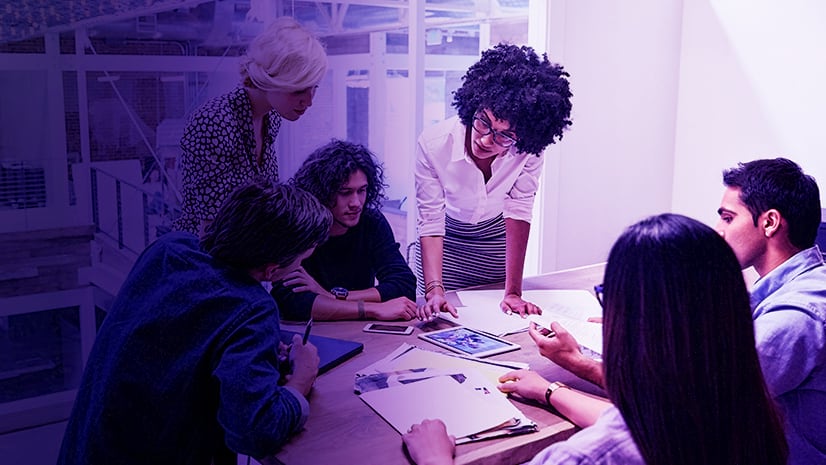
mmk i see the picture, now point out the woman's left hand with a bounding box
[402,419,455,465]
[497,369,550,404]
[418,292,459,320]
[500,294,541,316]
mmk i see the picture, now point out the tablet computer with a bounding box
[280,331,363,374]
[418,326,520,358]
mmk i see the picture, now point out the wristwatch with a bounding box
[545,381,569,406]
[330,287,349,300]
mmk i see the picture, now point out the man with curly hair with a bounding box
[271,139,418,321]
[415,43,573,320]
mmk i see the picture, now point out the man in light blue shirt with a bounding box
[716,157,826,464]
[533,157,825,463]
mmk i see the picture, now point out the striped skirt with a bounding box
[415,214,506,295]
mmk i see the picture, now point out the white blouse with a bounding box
[415,116,543,237]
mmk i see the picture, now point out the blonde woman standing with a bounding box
[174,17,327,236]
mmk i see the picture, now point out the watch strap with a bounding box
[545,381,568,406]
[331,287,348,300]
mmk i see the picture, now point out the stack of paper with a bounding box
[442,289,604,355]
[356,344,535,443]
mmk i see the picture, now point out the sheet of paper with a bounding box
[441,291,530,336]
[519,290,603,320]
[359,374,522,439]
[447,289,604,353]
[521,290,603,354]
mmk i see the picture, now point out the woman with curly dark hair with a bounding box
[271,139,417,321]
[415,44,573,320]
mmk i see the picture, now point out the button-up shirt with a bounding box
[527,406,643,465]
[415,116,543,236]
[174,87,281,235]
[751,246,826,464]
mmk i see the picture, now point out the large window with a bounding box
[0,0,545,433]
[0,1,535,236]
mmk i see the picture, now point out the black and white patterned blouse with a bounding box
[173,87,281,235]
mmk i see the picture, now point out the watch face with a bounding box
[331,287,349,300]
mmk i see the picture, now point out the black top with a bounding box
[272,209,416,320]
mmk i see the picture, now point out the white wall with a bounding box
[538,0,826,273]
[539,0,685,272]
[672,1,826,226]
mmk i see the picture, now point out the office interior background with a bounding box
[1,0,825,463]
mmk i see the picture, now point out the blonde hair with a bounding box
[239,17,328,92]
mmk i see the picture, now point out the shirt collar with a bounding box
[750,246,825,309]
[450,118,469,163]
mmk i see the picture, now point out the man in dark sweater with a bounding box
[58,181,332,464]
[272,140,417,321]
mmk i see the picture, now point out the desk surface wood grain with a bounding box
[276,263,606,465]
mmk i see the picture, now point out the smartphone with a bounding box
[362,323,414,335]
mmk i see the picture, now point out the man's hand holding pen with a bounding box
[528,321,606,388]
[528,321,582,364]
[279,322,320,398]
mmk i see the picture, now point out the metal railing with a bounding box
[90,167,179,255]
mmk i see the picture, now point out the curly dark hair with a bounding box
[291,139,387,211]
[453,43,573,155]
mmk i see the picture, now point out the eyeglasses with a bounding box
[594,284,604,308]
[472,114,518,148]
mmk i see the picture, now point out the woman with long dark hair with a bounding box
[403,213,788,465]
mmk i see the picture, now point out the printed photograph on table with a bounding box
[418,327,520,357]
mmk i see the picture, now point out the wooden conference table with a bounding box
[275,263,607,465]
